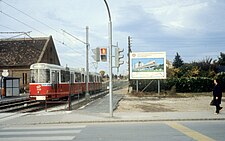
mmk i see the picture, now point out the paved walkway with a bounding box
[0,110,225,126]
[0,88,224,125]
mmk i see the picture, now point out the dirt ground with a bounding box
[115,88,225,112]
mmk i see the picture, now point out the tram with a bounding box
[29,63,102,100]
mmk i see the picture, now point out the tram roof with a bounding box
[30,63,65,70]
[30,63,100,76]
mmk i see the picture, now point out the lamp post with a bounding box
[103,0,113,117]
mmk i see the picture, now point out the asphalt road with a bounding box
[0,121,224,141]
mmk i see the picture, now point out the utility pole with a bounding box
[128,36,132,83]
[61,28,90,100]
[86,26,90,100]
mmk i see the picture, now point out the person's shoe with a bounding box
[219,107,223,111]
[214,112,219,115]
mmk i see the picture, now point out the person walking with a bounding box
[213,79,223,114]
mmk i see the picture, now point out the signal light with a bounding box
[115,48,124,68]
[100,48,107,62]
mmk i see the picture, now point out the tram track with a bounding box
[0,81,126,113]
[0,98,44,113]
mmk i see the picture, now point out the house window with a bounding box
[23,73,27,84]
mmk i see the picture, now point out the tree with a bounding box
[172,52,184,68]
[99,70,105,77]
[218,52,225,66]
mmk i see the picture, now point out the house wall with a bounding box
[0,37,61,93]
[0,68,30,92]
[40,38,60,65]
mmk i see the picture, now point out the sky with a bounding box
[1,0,225,75]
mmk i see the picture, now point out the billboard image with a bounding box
[130,52,166,79]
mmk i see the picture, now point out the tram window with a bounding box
[82,74,85,82]
[96,76,98,82]
[70,73,74,83]
[97,76,99,82]
[75,72,81,82]
[89,75,92,82]
[61,70,70,82]
[51,71,59,84]
[31,69,50,83]
[85,75,87,83]
[39,69,50,83]
[31,69,38,83]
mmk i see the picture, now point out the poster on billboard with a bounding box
[130,52,166,79]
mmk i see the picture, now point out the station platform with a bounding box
[0,93,29,104]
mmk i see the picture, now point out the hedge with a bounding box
[130,72,225,93]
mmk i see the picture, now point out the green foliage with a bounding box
[218,52,225,66]
[174,77,213,92]
[129,52,225,93]
[172,52,184,68]
[130,77,214,93]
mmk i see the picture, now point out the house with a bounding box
[0,36,60,92]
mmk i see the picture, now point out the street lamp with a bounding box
[103,0,113,117]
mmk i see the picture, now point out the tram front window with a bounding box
[31,69,50,83]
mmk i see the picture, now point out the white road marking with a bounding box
[0,136,75,141]
[0,125,86,141]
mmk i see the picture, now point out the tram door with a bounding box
[51,70,59,92]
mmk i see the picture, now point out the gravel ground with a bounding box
[115,90,225,112]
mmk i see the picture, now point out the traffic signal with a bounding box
[100,48,107,62]
[115,47,124,68]
[92,47,100,62]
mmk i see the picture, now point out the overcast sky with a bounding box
[1,0,225,74]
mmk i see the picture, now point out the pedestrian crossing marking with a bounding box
[2,125,86,130]
[0,125,86,141]
[0,136,75,141]
[0,129,81,135]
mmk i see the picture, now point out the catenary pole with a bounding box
[86,26,90,100]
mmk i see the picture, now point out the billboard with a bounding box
[130,52,166,79]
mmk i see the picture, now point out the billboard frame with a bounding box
[130,52,166,80]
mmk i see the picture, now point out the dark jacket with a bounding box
[213,84,222,104]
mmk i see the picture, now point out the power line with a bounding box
[1,0,86,49]
[1,0,59,34]
[0,0,92,67]
[0,1,84,48]
[0,24,16,31]
[0,6,84,61]
[61,29,86,45]
[0,31,33,39]
[0,10,47,36]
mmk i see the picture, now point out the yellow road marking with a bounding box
[165,121,215,141]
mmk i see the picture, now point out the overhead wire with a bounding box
[0,24,16,31]
[1,0,60,34]
[0,0,89,66]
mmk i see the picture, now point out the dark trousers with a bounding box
[215,100,221,113]
[215,104,220,113]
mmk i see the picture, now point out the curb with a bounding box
[12,118,225,125]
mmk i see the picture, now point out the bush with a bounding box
[130,77,215,93]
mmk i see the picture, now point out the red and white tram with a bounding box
[29,63,102,100]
